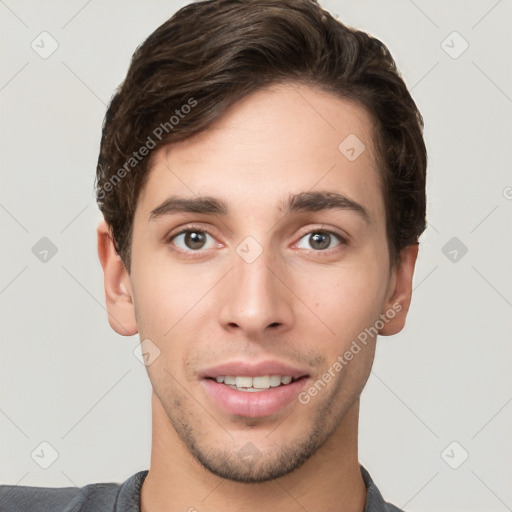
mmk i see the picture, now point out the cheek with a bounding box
[131,253,224,376]
[297,258,389,349]
[132,251,210,327]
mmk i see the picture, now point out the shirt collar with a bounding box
[360,464,401,511]
[114,465,400,512]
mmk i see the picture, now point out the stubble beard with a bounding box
[158,382,354,483]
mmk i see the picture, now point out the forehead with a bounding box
[136,82,384,223]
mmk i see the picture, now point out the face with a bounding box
[99,82,416,483]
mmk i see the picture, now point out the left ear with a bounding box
[378,243,419,336]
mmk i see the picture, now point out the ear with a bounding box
[378,243,419,336]
[97,219,138,336]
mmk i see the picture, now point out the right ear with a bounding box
[97,219,138,336]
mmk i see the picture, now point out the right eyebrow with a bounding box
[149,196,228,220]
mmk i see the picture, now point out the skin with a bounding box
[97,82,418,512]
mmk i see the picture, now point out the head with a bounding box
[96,0,426,483]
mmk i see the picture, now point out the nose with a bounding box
[218,246,294,339]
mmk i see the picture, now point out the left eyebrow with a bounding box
[281,191,371,224]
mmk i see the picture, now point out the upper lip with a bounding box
[199,360,310,380]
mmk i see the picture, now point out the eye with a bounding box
[169,228,217,252]
[295,230,345,252]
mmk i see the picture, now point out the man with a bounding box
[0,0,426,510]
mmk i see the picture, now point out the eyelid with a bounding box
[167,222,216,238]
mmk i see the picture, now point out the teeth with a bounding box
[252,376,270,388]
[213,375,295,390]
[269,375,281,387]
[235,376,253,388]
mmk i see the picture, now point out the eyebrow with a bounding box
[149,191,370,223]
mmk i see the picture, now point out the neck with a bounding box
[140,392,366,512]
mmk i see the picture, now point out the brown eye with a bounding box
[170,229,215,251]
[309,232,331,250]
[295,230,345,252]
[184,231,207,249]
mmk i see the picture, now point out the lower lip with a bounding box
[202,378,308,418]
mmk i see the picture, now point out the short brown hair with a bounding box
[95,0,427,272]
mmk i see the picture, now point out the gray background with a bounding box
[1,1,511,510]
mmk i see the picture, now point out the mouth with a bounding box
[199,361,310,418]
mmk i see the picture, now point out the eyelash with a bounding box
[167,224,348,257]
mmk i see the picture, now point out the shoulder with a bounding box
[0,483,80,511]
[0,471,148,512]
[0,482,119,511]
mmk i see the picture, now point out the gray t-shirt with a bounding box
[0,464,405,511]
